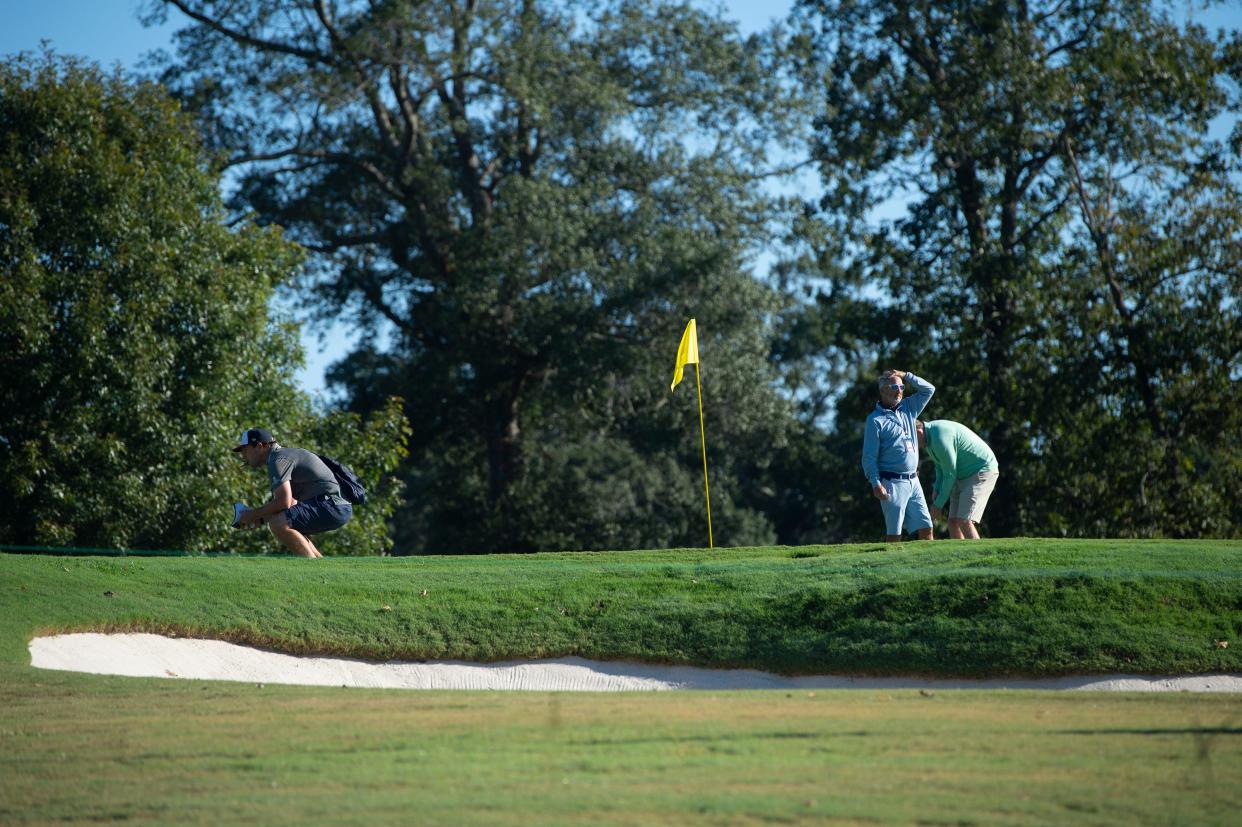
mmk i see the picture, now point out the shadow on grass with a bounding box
[1057,728,1242,736]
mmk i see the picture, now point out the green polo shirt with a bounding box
[923,420,998,509]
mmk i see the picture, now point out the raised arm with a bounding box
[899,371,935,417]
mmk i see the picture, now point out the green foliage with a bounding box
[785,0,1242,539]
[0,53,407,554]
[150,0,802,552]
[135,0,1240,547]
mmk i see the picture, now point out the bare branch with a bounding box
[1015,191,1074,249]
[304,231,391,253]
[225,144,405,201]
[389,64,423,161]
[1032,0,1073,28]
[308,0,404,152]
[163,0,332,64]
[436,3,491,222]
[358,272,409,333]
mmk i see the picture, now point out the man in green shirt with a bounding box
[915,419,999,540]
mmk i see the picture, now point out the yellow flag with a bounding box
[669,317,714,548]
[670,319,699,391]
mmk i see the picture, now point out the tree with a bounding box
[0,53,408,553]
[1042,138,1242,536]
[148,0,803,551]
[788,0,1241,537]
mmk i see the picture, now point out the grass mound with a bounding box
[4,538,1239,677]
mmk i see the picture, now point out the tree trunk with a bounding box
[955,155,1020,537]
[978,256,1020,539]
[484,388,523,505]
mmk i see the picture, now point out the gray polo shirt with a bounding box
[267,446,341,502]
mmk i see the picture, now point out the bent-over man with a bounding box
[861,370,935,543]
[233,428,351,558]
[916,419,999,539]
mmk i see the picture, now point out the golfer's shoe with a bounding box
[231,502,248,529]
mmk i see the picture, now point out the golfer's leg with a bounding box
[268,514,322,558]
[907,483,933,541]
[958,472,995,541]
[947,482,966,538]
[881,480,908,543]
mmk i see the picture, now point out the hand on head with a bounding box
[877,370,906,408]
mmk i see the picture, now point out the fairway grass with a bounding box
[2,667,1240,826]
[2,540,1241,824]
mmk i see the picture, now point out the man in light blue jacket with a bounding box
[861,369,935,542]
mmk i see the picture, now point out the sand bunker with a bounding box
[28,633,1242,692]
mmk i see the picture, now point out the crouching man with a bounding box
[233,428,351,558]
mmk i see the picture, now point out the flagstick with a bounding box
[694,362,714,548]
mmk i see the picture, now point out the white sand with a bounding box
[28,633,1242,692]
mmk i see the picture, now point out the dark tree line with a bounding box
[150,0,1241,548]
[783,0,1242,538]
[8,0,1232,552]
[144,0,808,551]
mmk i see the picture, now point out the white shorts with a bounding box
[879,477,933,536]
[948,470,999,524]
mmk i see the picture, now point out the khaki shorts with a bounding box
[948,470,999,524]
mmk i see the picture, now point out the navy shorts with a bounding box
[285,496,352,535]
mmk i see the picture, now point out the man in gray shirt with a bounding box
[232,428,352,558]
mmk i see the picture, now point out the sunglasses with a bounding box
[887,384,904,391]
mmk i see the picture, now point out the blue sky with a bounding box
[0,0,793,72]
